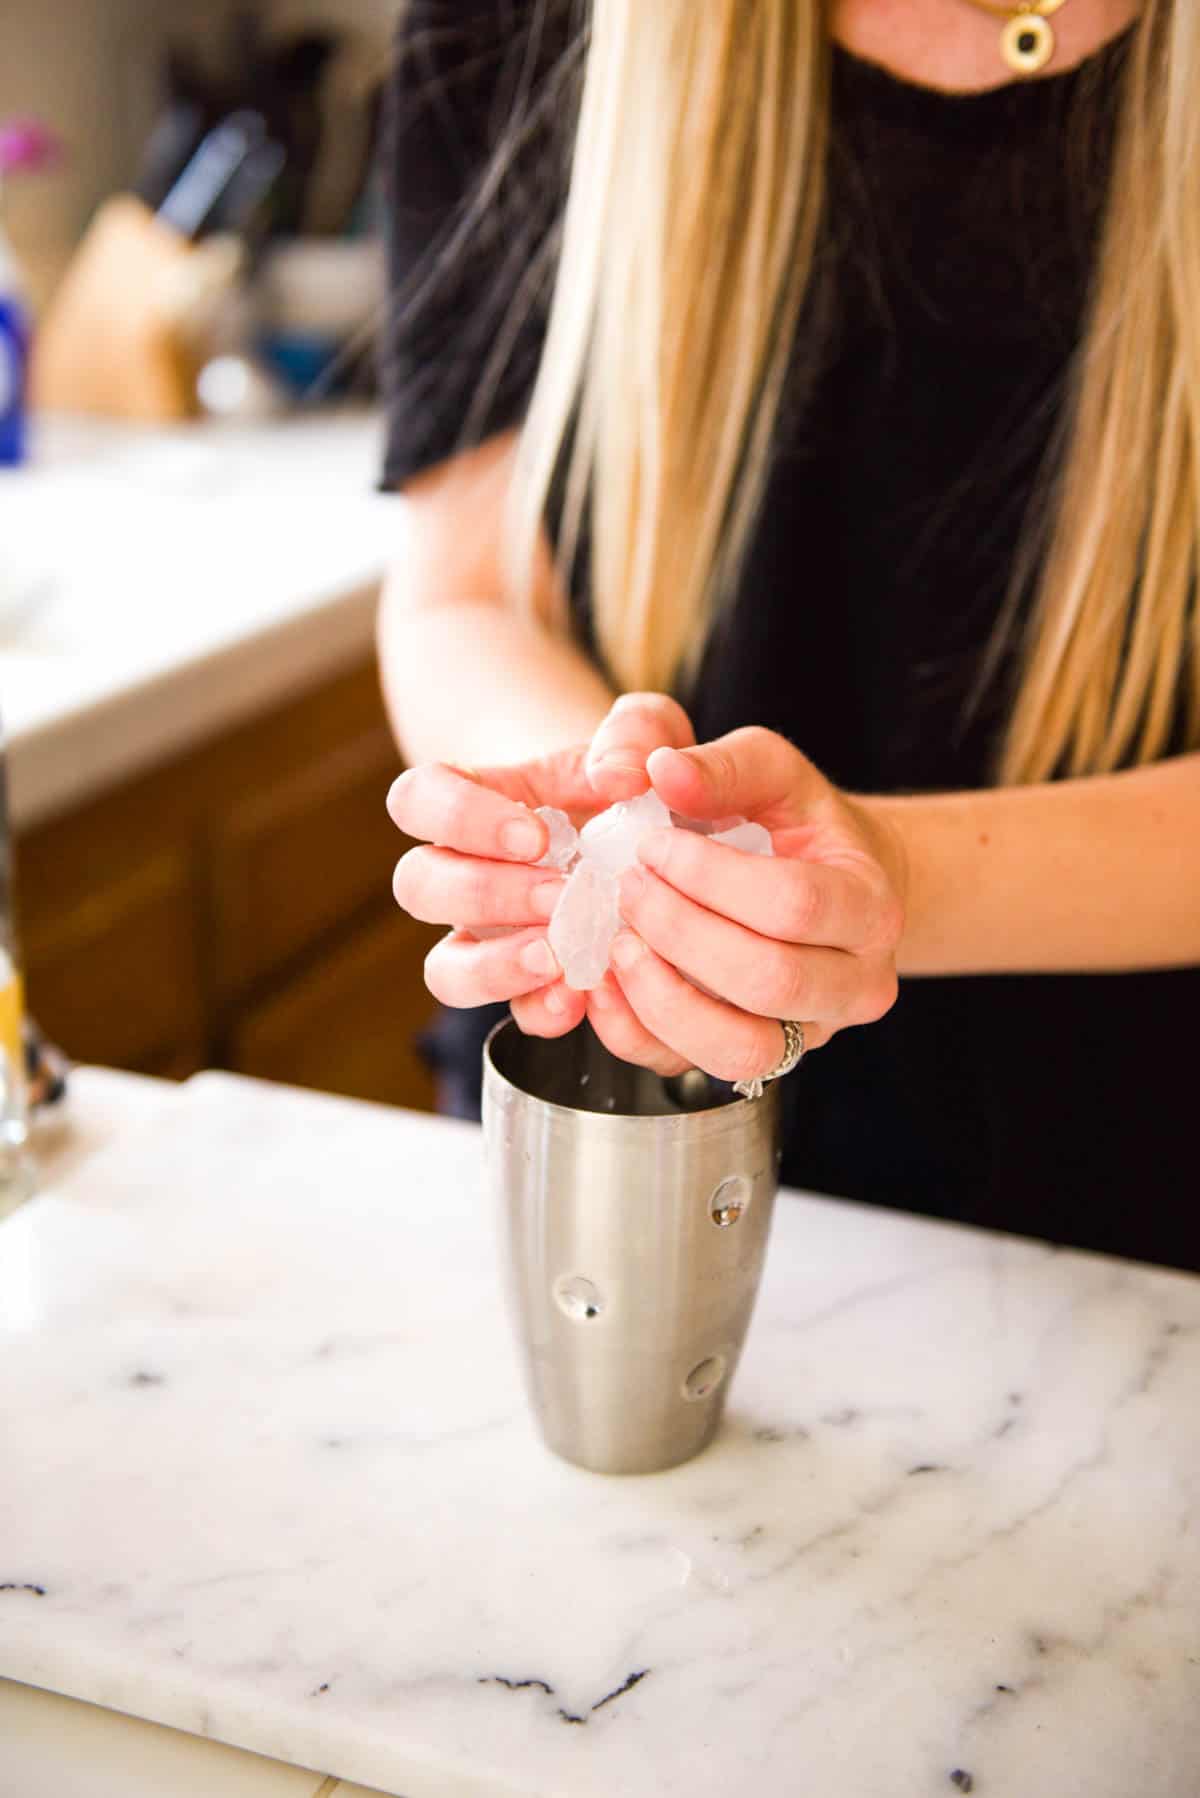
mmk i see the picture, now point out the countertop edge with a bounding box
[8,579,380,831]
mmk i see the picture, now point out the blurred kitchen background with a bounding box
[2,0,391,329]
[0,1,444,1120]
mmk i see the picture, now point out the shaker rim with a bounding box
[482,1016,778,1133]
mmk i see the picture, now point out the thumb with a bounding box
[647,727,829,825]
[585,693,696,802]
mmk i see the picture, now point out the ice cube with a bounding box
[578,789,672,876]
[710,819,774,857]
[548,859,622,990]
[534,806,579,871]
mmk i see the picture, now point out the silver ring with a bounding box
[733,1019,807,1101]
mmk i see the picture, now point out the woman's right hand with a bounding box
[388,694,696,1038]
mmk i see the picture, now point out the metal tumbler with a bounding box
[483,1019,782,1475]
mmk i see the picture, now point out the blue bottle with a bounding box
[0,204,29,467]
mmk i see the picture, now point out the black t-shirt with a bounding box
[380,3,1200,1271]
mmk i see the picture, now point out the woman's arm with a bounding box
[867,753,1200,976]
[380,433,703,1047]
[377,432,613,768]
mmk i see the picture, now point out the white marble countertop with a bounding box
[1,1069,1198,1798]
[0,413,398,828]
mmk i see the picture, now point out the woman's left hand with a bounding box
[587,724,908,1085]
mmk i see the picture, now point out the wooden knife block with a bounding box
[30,195,199,422]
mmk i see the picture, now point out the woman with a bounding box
[379,0,1200,1269]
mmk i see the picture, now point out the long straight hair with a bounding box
[512,0,1199,785]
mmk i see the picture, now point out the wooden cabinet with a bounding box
[16,660,442,1111]
[228,907,439,1106]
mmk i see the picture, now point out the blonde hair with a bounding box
[514,0,1200,785]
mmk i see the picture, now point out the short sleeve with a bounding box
[378,0,571,490]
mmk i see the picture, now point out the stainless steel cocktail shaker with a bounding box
[483,1019,781,1475]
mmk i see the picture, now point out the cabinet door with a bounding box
[226,906,443,1111]
[16,658,439,1104]
[20,825,205,1075]
[207,722,400,1001]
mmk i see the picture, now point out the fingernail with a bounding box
[589,978,613,1010]
[520,938,558,978]
[620,867,646,905]
[611,931,644,972]
[544,984,566,1015]
[588,759,648,793]
[387,768,414,811]
[637,829,672,869]
[501,819,543,860]
[532,880,564,918]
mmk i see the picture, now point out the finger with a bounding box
[636,829,891,952]
[394,846,565,929]
[608,931,785,1087]
[467,743,604,816]
[646,727,827,829]
[388,763,548,862]
[423,927,561,1009]
[586,693,696,801]
[511,982,589,1039]
[619,866,871,1024]
[585,973,692,1077]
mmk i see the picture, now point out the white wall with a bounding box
[264,0,398,33]
[0,0,239,310]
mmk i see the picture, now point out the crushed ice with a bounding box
[476,797,774,987]
[544,794,773,990]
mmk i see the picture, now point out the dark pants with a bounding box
[420,1002,509,1121]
